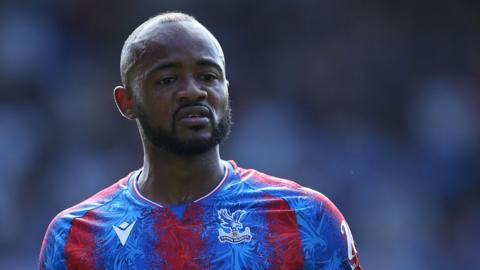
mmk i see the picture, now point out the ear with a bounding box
[226,80,230,87]
[113,86,137,120]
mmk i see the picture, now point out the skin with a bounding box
[113,20,229,206]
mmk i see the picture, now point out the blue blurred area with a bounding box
[1,1,479,269]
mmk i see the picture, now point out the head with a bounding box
[114,12,232,155]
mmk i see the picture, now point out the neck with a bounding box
[137,141,224,206]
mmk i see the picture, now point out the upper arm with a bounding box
[38,215,70,270]
[293,191,362,270]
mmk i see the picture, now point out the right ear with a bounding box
[113,86,137,120]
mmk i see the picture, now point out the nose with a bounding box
[176,75,207,102]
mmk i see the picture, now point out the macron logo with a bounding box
[113,221,136,246]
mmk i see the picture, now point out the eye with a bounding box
[156,77,177,86]
[199,73,218,82]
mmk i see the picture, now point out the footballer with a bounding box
[39,12,362,270]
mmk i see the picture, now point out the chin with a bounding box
[177,131,212,142]
[170,141,218,155]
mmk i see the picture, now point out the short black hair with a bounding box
[119,12,197,88]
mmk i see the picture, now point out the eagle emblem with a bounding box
[217,209,252,244]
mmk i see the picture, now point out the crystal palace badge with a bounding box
[217,209,252,244]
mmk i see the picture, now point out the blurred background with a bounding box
[1,0,479,269]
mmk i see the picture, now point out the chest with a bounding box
[66,201,305,270]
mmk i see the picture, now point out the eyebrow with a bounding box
[197,59,223,74]
[147,62,180,76]
[147,59,224,76]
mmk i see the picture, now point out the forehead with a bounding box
[131,21,225,74]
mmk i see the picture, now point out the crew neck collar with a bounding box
[128,160,233,208]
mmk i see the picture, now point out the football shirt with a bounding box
[39,160,362,270]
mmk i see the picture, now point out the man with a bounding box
[39,12,362,270]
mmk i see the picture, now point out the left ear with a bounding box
[113,86,137,120]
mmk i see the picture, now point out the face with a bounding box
[122,21,231,155]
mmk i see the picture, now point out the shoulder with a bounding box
[38,172,133,269]
[229,160,333,205]
[230,160,302,190]
[229,161,362,269]
[229,161,346,223]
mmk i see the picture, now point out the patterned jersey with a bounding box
[39,160,362,270]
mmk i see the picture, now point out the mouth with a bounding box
[175,105,212,127]
[183,113,207,118]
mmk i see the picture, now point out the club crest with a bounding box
[217,209,252,244]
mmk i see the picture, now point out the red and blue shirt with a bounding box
[39,160,362,269]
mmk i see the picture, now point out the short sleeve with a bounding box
[38,214,70,270]
[294,189,362,270]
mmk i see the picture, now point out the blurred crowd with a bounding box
[1,0,479,269]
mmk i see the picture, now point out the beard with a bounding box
[136,102,232,155]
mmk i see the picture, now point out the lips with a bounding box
[176,105,210,119]
[175,105,211,126]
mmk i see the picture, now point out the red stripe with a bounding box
[64,210,98,270]
[62,175,130,270]
[263,194,304,269]
[153,204,207,270]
